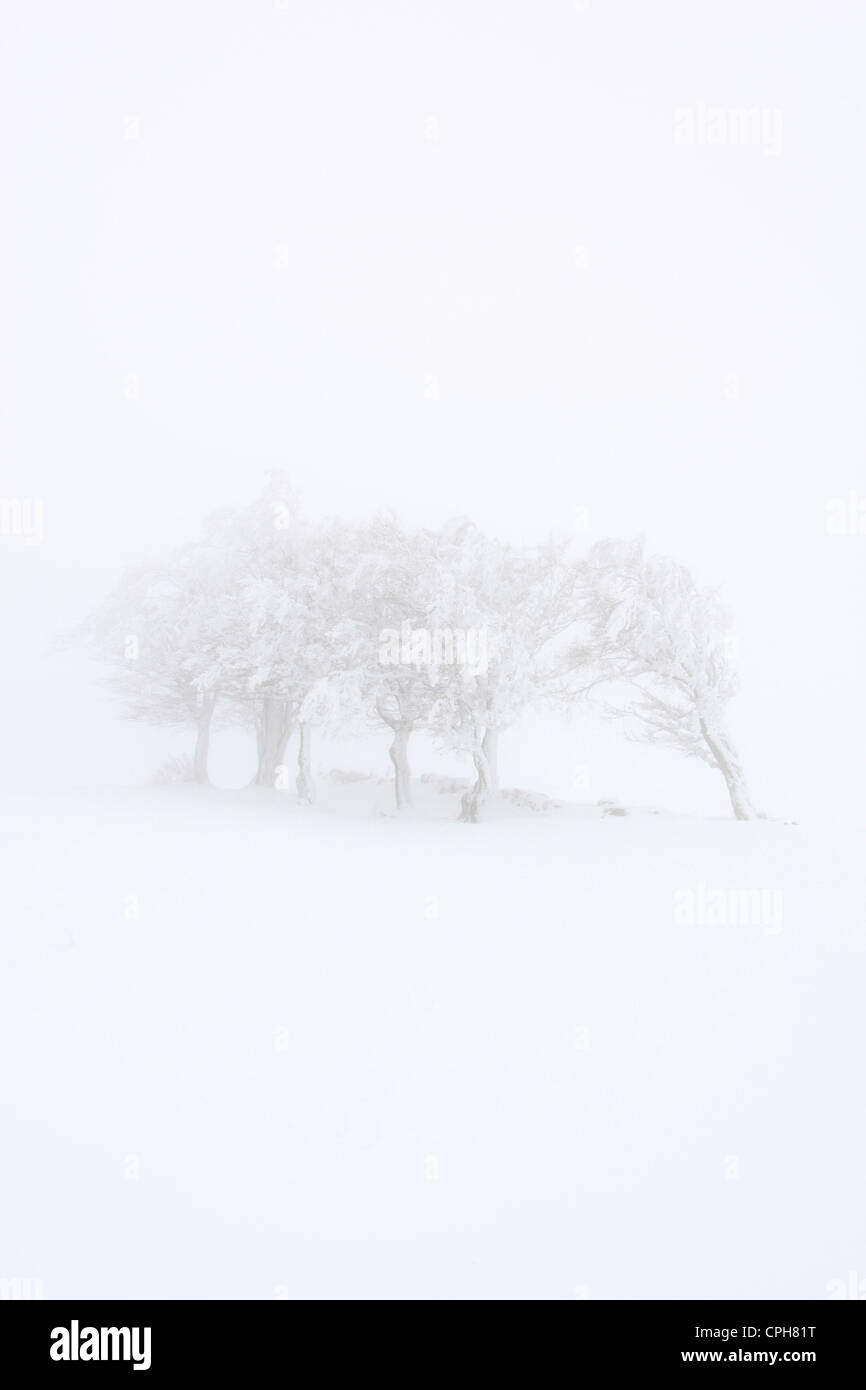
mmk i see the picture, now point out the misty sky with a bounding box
[1,0,864,821]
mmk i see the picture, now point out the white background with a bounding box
[1,1,864,1301]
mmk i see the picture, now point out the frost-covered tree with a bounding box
[429,525,580,821]
[231,512,365,800]
[189,472,308,789]
[346,516,449,810]
[570,537,758,820]
[79,535,234,783]
[289,517,370,803]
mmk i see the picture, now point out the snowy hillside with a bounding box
[2,779,863,1300]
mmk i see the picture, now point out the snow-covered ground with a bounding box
[1,778,863,1300]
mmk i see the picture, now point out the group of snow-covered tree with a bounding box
[78,473,759,821]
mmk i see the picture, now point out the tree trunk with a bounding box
[253,697,293,788]
[193,693,216,784]
[482,727,499,792]
[388,725,413,810]
[700,718,757,820]
[296,721,315,804]
[460,737,494,822]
